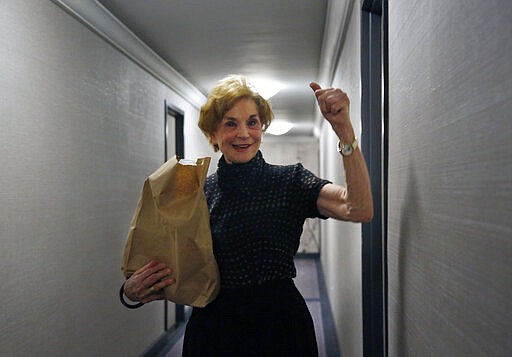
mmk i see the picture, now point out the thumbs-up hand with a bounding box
[310,82,351,130]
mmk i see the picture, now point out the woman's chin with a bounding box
[224,150,257,164]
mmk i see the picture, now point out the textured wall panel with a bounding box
[319,2,364,356]
[387,1,512,355]
[0,1,204,356]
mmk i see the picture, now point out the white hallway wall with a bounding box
[387,0,512,355]
[0,1,211,356]
[319,1,364,356]
[321,1,512,356]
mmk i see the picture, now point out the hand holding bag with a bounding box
[121,156,220,307]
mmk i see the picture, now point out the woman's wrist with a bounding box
[119,282,144,309]
[331,122,355,143]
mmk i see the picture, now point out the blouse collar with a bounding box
[217,150,265,186]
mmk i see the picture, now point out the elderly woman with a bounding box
[122,75,373,356]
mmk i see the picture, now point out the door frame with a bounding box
[163,101,185,331]
[360,0,389,355]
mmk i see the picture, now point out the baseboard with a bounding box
[296,252,321,259]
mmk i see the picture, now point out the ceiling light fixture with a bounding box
[266,120,294,136]
[248,78,283,99]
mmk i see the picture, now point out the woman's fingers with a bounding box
[152,277,176,291]
[310,82,350,124]
[124,261,176,302]
[322,89,348,113]
[143,266,172,286]
[310,83,342,111]
[140,291,166,304]
[139,276,176,303]
[134,261,165,279]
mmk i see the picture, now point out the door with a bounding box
[163,101,185,331]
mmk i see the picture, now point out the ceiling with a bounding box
[96,0,328,137]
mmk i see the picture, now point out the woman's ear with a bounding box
[210,130,219,150]
[211,135,219,152]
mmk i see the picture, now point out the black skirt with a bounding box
[182,279,318,357]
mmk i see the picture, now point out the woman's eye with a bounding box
[225,121,236,127]
[248,119,259,127]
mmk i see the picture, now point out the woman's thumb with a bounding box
[309,82,322,92]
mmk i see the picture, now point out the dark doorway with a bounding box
[163,101,186,331]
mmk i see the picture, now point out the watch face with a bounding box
[337,139,357,156]
[341,144,353,156]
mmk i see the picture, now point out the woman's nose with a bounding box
[237,125,249,138]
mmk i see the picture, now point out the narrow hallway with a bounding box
[156,257,340,357]
[3,2,510,356]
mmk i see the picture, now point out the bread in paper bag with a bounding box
[121,156,220,307]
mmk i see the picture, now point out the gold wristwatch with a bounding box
[337,137,358,156]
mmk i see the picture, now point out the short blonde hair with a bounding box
[198,74,274,151]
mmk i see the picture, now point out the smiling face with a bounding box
[212,97,262,164]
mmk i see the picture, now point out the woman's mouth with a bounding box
[233,143,250,150]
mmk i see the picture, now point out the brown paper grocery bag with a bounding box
[121,156,220,307]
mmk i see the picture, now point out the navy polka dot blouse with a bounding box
[205,151,330,289]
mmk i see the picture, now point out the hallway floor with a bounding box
[159,257,339,357]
